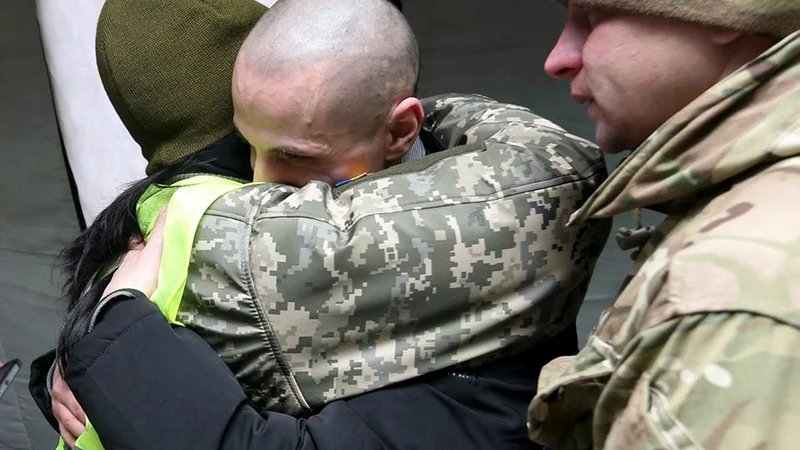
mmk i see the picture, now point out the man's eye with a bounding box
[585,9,607,27]
[276,149,307,162]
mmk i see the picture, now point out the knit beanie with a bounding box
[96,0,267,174]
[564,0,800,39]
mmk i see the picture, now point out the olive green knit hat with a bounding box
[96,0,267,174]
[560,0,800,39]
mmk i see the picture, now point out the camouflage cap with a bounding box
[561,0,800,39]
[96,0,267,174]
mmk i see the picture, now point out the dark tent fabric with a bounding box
[2,0,662,448]
[0,1,82,449]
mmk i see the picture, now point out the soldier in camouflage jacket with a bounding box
[529,1,800,449]
[179,92,610,416]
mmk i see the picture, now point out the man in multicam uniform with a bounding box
[528,1,800,449]
[36,0,611,448]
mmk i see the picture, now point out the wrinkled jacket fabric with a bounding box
[177,93,610,415]
[529,32,800,450]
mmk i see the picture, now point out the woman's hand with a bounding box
[103,207,168,298]
[52,366,86,446]
[53,208,167,445]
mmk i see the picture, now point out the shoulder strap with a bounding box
[137,175,246,324]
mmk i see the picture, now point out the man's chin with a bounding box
[594,127,634,154]
[595,136,627,154]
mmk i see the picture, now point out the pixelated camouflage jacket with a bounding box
[177,93,610,416]
[529,31,800,450]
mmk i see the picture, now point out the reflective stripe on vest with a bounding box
[140,175,245,324]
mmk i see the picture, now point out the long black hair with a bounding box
[56,134,253,371]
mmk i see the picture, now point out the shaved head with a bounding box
[232,0,424,187]
[237,0,419,138]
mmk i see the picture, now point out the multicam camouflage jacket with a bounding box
[529,32,800,450]
[177,93,610,416]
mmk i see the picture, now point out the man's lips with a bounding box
[587,100,599,121]
[571,91,591,104]
[572,89,600,121]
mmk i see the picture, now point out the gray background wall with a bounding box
[0,1,82,449]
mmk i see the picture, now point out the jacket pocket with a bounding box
[604,373,703,450]
[528,335,618,450]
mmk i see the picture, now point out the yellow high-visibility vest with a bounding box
[61,175,246,450]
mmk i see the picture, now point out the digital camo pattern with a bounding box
[180,93,610,416]
[529,32,800,450]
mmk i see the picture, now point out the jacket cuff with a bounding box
[64,289,248,449]
[28,349,60,431]
[87,289,148,333]
[46,359,55,398]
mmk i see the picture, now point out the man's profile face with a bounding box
[544,5,725,153]
[232,62,389,187]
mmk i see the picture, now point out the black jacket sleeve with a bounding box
[29,349,59,432]
[64,290,564,450]
[62,290,381,450]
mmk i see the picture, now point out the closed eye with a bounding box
[585,8,608,28]
[273,147,311,162]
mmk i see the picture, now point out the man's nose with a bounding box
[544,23,584,80]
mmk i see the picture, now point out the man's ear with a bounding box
[385,97,424,162]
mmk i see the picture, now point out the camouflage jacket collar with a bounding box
[570,31,800,225]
